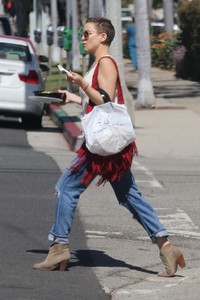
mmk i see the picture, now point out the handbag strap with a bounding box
[87,56,124,113]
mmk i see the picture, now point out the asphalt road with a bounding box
[0,117,110,300]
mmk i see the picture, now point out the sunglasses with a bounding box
[81,30,96,39]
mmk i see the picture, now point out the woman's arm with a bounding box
[67,57,118,105]
[97,57,118,102]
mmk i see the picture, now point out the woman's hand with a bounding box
[66,71,87,90]
[57,89,82,105]
[57,90,70,104]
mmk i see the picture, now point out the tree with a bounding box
[50,0,60,62]
[134,0,155,108]
[147,0,153,20]
[163,0,174,35]
[178,0,200,80]
[13,0,32,37]
[71,0,80,70]
[89,0,105,16]
[77,0,88,25]
[106,0,135,124]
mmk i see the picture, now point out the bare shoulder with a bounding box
[99,56,118,75]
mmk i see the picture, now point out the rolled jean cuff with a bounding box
[151,229,168,243]
[48,233,69,245]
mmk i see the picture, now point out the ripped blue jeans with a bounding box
[48,157,168,244]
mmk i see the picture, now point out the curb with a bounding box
[48,104,82,151]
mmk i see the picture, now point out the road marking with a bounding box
[133,161,164,189]
[138,208,200,240]
[86,209,200,240]
[85,230,123,239]
[115,290,131,295]
[131,289,162,294]
[85,230,123,235]
[158,208,200,238]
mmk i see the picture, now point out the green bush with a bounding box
[151,32,180,70]
[178,0,200,80]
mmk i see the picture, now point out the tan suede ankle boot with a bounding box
[33,243,70,271]
[158,243,186,277]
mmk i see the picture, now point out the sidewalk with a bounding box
[48,59,200,160]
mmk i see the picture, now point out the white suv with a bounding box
[0,35,48,129]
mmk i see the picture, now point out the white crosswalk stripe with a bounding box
[85,209,200,241]
[133,161,164,189]
[158,208,200,239]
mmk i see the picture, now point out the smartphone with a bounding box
[57,64,71,76]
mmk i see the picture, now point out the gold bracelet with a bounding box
[83,83,89,91]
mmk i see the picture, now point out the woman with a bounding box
[33,17,185,276]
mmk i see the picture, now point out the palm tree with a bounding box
[134,0,155,108]
[13,0,32,37]
[66,0,72,28]
[50,0,60,62]
[163,0,174,35]
[71,0,80,70]
[77,0,88,24]
[106,0,135,124]
[147,0,153,20]
[89,0,105,16]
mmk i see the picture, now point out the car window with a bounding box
[0,42,32,61]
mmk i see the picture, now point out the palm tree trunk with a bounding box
[89,0,105,16]
[106,0,135,124]
[134,0,155,108]
[50,0,60,62]
[163,0,174,35]
[71,0,80,70]
[147,0,153,20]
[15,0,30,37]
[66,0,72,28]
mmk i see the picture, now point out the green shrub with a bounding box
[151,32,180,70]
[178,0,200,80]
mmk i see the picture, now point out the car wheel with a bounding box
[22,114,42,130]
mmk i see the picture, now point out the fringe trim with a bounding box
[70,142,138,186]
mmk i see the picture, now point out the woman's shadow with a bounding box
[28,248,186,278]
[69,249,157,275]
[27,249,157,274]
[28,248,157,275]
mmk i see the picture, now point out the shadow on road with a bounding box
[27,248,158,275]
